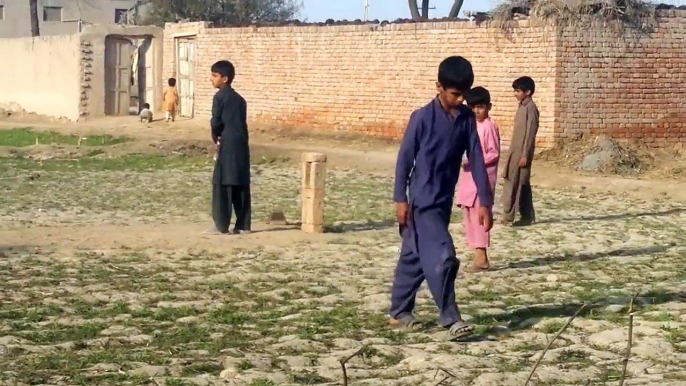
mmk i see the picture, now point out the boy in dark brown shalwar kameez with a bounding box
[500,76,539,226]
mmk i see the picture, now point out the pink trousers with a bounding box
[462,206,490,249]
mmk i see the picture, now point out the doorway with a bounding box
[105,35,154,116]
[105,36,133,116]
[176,37,195,118]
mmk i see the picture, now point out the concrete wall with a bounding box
[164,11,686,148]
[0,0,136,38]
[79,24,164,118]
[0,24,162,121]
[0,34,81,120]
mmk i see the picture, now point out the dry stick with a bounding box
[619,293,640,386]
[523,303,588,386]
[433,367,457,386]
[340,345,368,386]
[437,367,457,379]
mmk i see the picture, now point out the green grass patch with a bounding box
[0,128,128,147]
[0,154,209,172]
[14,322,106,344]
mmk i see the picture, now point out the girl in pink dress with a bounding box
[456,87,501,272]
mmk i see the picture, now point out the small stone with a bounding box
[219,368,237,379]
[589,328,627,349]
[123,334,153,345]
[605,304,625,313]
[546,274,559,283]
[176,316,199,324]
[279,355,313,367]
[128,365,167,377]
[87,363,121,373]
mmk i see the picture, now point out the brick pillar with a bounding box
[301,153,326,233]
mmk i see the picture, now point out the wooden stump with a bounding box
[301,153,326,233]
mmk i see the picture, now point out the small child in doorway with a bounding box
[139,103,153,123]
[163,78,179,122]
[456,87,501,272]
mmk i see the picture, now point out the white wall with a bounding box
[0,34,81,120]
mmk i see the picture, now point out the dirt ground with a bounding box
[0,116,685,386]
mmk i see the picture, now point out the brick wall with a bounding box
[556,11,686,146]
[164,12,686,148]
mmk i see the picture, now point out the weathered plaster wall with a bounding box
[0,34,81,120]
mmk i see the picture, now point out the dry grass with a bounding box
[538,134,686,179]
[489,0,658,36]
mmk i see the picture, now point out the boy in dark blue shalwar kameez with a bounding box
[390,56,494,341]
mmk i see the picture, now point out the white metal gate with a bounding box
[176,38,195,118]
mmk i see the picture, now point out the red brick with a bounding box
[163,13,686,149]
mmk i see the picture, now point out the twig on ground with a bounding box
[524,303,588,386]
[619,293,639,386]
[433,367,457,385]
[340,345,368,386]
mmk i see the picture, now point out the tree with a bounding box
[30,0,40,36]
[408,0,465,20]
[141,0,302,26]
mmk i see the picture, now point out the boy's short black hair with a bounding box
[211,60,236,83]
[512,76,535,95]
[438,56,474,92]
[168,78,176,87]
[143,103,150,109]
[466,86,490,107]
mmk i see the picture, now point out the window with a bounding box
[43,6,62,22]
[115,8,128,24]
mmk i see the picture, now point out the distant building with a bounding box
[0,0,139,38]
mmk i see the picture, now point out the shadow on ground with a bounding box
[462,289,686,340]
[325,218,396,233]
[537,207,686,224]
[0,245,43,258]
[497,243,675,271]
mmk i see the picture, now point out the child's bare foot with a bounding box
[464,249,490,273]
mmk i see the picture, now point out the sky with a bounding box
[301,0,501,22]
[300,0,686,22]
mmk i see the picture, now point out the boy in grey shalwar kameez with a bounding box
[500,76,539,226]
[390,57,494,341]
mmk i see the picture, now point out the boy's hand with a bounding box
[478,206,493,232]
[518,157,527,167]
[396,202,410,227]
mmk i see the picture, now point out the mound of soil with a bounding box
[577,137,643,175]
[539,135,654,176]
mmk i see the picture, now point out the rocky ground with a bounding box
[0,123,685,386]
